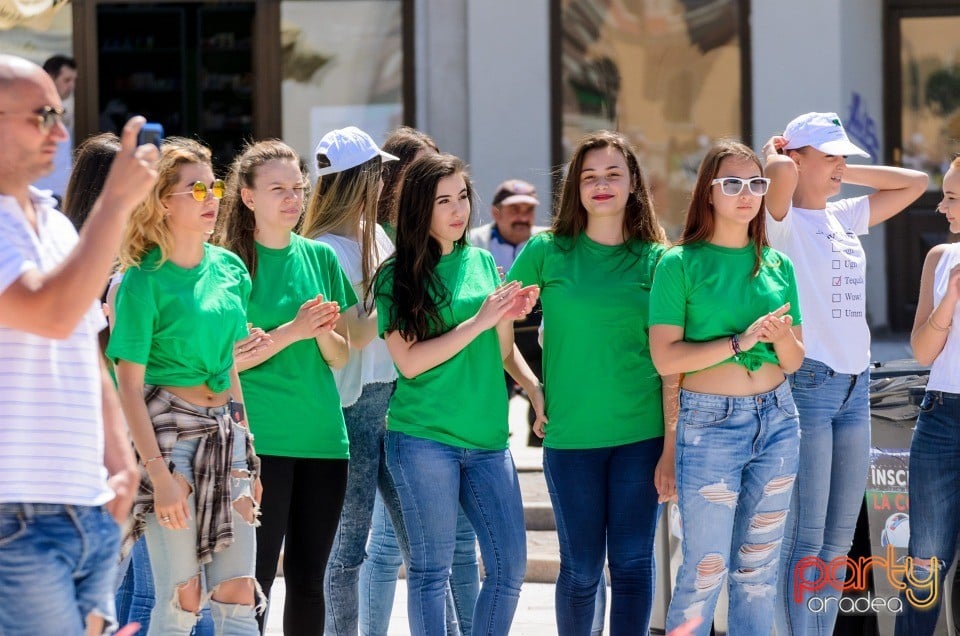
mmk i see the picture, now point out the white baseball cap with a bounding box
[314,126,399,176]
[782,112,870,159]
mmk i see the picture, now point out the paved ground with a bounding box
[264,579,568,635]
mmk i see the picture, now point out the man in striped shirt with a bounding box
[0,55,158,635]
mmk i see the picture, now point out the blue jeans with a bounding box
[117,537,155,632]
[544,438,662,636]
[359,491,480,635]
[0,503,119,636]
[775,358,870,636]
[666,381,800,636]
[895,391,960,635]
[325,382,397,635]
[386,431,526,636]
[144,422,260,635]
[116,537,214,635]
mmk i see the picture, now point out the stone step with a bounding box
[524,530,560,584]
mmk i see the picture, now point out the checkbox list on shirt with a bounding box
[832,276,842,286]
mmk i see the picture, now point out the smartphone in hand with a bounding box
[137,122,164,147]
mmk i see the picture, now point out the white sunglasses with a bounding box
[711,177,771,196]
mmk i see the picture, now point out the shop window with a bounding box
[96,2,255,170]
[280,0,407,174]
[556,0,749,235]
[898,15,960,190]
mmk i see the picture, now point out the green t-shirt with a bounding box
[107,244,250,392]
[375,245,508,450]
[507,232,667,449]
[239,234,358,458]
[649,242,802,372]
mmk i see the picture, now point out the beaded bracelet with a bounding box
[730,333,743,357]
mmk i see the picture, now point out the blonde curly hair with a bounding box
[117,137,213,271]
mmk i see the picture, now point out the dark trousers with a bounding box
[510,312,544,446]
[255,455,349,635]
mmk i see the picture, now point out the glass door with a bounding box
[884,3,960,331]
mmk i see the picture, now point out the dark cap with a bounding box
[492,179,539,207]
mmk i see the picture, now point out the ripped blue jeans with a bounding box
[143,421,261,635]
[666,381,800,636]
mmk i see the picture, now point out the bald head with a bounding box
[0,55,68,195]
[0,55,55,107]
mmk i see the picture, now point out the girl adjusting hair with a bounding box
[108,137,263,634]
[894,156,960,635]
[507,129,674,635]
[217,138,355,635]
[374,153,541,635]
[762,113,927,635]
[649,140,805,636]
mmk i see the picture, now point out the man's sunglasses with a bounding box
[0,105,66,133]
[167,180,226,202]
[710,177,771,197]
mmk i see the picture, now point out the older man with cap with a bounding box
[470,179,548,446]
[0,54,158,634]
[470,178,549,273]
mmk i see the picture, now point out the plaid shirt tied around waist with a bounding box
[127,385,261,565]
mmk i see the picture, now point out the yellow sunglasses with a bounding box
[168,179,226,201]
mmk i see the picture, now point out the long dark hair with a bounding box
[680,140,769,275]
[217,139,304,278]
[554,130,666,246]
[377,126,439,227]
[375,153,472,341]
[62,133,120,229]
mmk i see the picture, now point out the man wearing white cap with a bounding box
[762,112,927,636]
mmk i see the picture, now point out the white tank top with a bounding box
[927,243,960,393]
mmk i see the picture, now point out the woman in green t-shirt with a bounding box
[507,130,675,636]
[217,139,357,633]
[374,152,541,635]
[648,141,804,636]
[109,138,263,634]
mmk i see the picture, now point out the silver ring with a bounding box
[161,515,170,522]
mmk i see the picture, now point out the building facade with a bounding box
[2,0,957,330]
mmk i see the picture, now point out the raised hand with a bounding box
[290,295,341,340]
[100,116,160,215]
[763,135,789,158]
[946,263,960,303]
[503,284,540,321]
[474,281,523,330]
[234,325,273,364]
[739,302,791,350]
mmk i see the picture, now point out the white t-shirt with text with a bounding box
[766,196,871,374]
